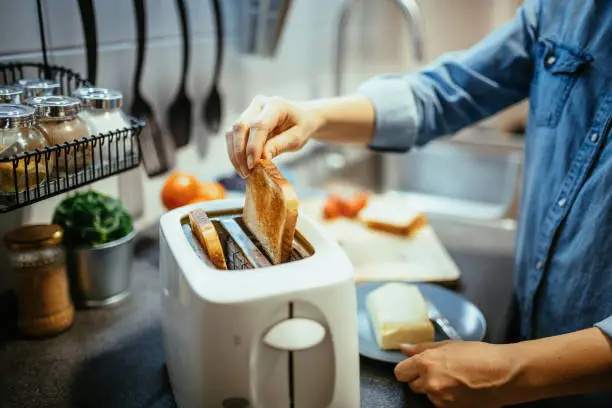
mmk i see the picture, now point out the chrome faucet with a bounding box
[334,0,425,95]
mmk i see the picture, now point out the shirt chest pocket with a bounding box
[532,39,593,127]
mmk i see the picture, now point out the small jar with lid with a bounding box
[74,87,132,161]
[0,104,50,194]
[3,224,75,338]
[15,79,61,99]
[0,85,24,104]
[28,95,90,175]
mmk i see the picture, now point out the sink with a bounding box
[281,128,523,227]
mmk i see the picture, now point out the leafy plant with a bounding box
[52,190,133,247]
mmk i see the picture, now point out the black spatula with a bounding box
[202,0,224,134]
[166,0,193,149]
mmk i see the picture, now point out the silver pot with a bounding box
[67,230,137,308]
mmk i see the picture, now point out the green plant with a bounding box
[52,190,133,247]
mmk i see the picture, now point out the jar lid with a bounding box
[27,95,82,119]
[0,104,36,129]
[15,78,61,94]
[4,224,64,250]
[73,87,123,110]
[0,86,24,103]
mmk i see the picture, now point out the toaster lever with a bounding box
[263,318,326,351]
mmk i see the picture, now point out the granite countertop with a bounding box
[0,218,516,408]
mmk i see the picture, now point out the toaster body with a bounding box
[159,199,360,408]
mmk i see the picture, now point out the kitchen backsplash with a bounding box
[0,0,516,287]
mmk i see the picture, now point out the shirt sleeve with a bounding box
[595,316,612,338]
[357,0,541,153]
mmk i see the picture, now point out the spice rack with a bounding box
[0,62,145,213]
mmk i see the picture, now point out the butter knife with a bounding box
[427,301,462,340]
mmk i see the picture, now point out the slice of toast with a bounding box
[359,197,427,237]
[243,160,298,264]
[189,208,228,270]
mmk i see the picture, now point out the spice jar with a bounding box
[4,224,75,337]
[28,95,90,175]
[74,87,132,161]
[0,104,49,194]
[0,85,24,104]
[15,78,61,99]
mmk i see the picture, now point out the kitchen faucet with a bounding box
[334,0,425,96]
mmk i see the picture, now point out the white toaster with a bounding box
[159,198,361,408]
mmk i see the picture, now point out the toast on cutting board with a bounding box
[243,160,298,264]
[189,208,228,270]
[359,197,427,237]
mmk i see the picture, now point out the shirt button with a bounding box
[590,133,599,143]
[536,261,544,270]
[558,197,567,207]
[546,55,557,66]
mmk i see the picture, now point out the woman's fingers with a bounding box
[246,99,286,169]
[408,377,427,394]
[262,127,304,160]
[230,97,265,177]
[394,356,422,383]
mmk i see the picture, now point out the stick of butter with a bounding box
[366,282,435,350]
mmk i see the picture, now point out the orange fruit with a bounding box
[194,181,227,201]
[161,172,200,210]
[341,191,369,218]
[323,194,343,220]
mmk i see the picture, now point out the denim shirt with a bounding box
[357,1,612,406]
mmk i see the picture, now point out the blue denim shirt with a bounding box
[358,1,612,406]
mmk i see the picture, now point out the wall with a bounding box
[0,0,518,285]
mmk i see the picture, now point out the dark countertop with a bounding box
[0,217,516,408]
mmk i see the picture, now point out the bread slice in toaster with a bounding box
[189,208,228,270]
[243,160,298,264]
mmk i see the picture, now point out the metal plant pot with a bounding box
[67,230,137,308]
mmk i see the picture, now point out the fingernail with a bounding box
[247,155,254,170]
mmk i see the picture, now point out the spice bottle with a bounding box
[4,224,75,337]
[74,87,132,161]
[28,95,90,175]
[0,86,24,104]
[15,79,61,99]
[0,104,49,193]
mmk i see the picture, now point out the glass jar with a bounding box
[74,87,132,162]
[0,85,24,104]
[0,104,49,194]
[15,78,61,99]
[3,224,75,337]
[28,95,90,175]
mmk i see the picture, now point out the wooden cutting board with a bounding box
[300,196,461,284]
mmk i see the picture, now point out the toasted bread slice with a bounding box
[359,198,427,237]
[189,208,228,270]
[243,160,298,264]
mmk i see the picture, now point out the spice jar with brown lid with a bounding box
[4,224,74,337]
[28,95,90,175]
[0,104,50,194]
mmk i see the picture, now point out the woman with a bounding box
[226,1,612,407]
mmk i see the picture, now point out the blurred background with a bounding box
[0,0,527,290]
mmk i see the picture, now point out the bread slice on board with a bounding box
[243,160,298,264]
[359,198,427,237]
[189,208,228,270]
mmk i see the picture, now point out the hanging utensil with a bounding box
[202,0,224,134]
[130,0,176,177]
[77,0,97,84]
[166,0,193,149]
[35,0,51,79]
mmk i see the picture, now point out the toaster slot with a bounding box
[181,208,314,271]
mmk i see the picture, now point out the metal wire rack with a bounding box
[0,62,145,213]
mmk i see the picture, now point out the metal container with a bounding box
[67,230,136,307]
[238,0,292,57]
[0,86,24,104]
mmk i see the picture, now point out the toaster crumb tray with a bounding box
[181,210,313,270]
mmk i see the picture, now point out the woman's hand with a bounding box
[395,341,517,408]
[225,95,324,178]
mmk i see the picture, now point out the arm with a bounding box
[395,327,612,407]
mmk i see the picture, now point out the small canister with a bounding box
[15,79,61,99]
[4,224,75,337]
[28,95,90,174]
[0,86,24,104]
[73,87,132,161]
